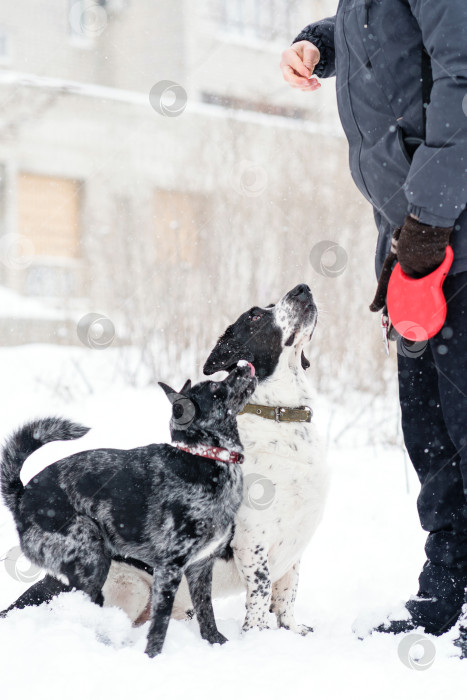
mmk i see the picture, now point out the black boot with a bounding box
[373,616,417,635]
[353,602,417,639]
[371,590,463,638]
[404,563,467,635]
[356,589,462,640]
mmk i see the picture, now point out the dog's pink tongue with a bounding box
[237,360,255,376]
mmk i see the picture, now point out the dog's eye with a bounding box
[209,383,219,393]
[250,315,262,322]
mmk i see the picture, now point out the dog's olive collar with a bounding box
[238,404,312,423]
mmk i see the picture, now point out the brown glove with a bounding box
[369,228,400,312]
[397,215,453,278]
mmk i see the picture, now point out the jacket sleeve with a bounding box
[404,0,467,227]
[292,17,336,79]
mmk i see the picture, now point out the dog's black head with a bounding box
[203,284,317,381]
[159,361,257,450]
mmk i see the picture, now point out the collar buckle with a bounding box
[300,406,313,423]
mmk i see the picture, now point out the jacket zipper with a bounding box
[364,0,372,28]
[340,8,372,200]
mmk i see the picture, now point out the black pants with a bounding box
[398,271,467,632]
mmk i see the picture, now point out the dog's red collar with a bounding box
[173,442,244,464]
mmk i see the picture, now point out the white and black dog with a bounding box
[1,283,328,635]
[0,363,257,656]
[104,283,328,633]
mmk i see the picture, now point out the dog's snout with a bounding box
[291,284,311,300]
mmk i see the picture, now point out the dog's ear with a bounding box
[204,339,254,375]
[204,330,231,375]
[158,382,177,401]
[203,345,223,375]
[179,379,191,394]
[301,350,310,371]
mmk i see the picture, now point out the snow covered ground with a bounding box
[0,344,465,699]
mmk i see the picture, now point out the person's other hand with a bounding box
[397,216,453,278]
[280,41,321,92]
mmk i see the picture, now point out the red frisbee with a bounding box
[387,246,454,342]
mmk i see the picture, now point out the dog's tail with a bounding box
[0,417,90,516]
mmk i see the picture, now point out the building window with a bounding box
[153,191,207,267]
[17,173,81,259]
[216,0,300,42]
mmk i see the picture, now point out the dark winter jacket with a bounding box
[294,0,467,276]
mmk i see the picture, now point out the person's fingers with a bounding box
[299,76,321,91]
[280,41,322,91]
[280,48,311,79]
[302,43,320,74]
[285,48,311,78]
[300,82,321,92]
[281,63,314,87]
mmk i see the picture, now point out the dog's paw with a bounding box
[279,621,314,635]
[242,620,273,633]
[144,642,162,658]
[206,631,228,645]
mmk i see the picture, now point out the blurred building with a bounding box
[0,1,381,394]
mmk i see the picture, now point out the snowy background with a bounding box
[0,1,466,696]
[0,345,465,699]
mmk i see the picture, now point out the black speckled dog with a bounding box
[0,361,256,657]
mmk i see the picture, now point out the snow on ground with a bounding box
[0,344,465,699]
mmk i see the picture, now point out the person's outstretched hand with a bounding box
[280,40,321,92]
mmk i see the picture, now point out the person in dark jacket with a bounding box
[281,0,467,647]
